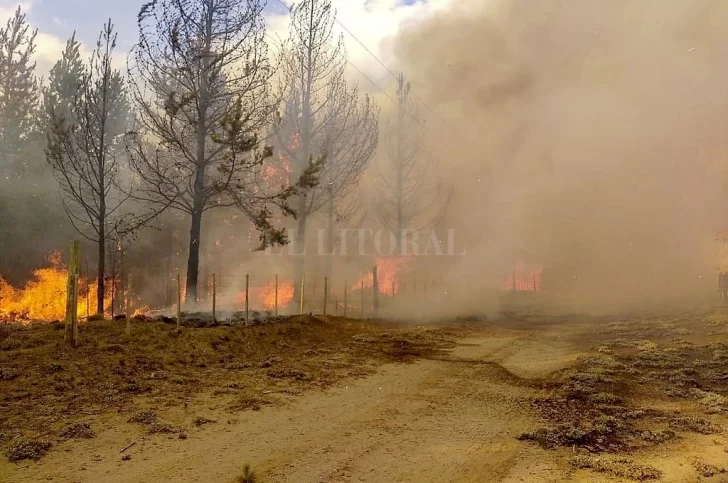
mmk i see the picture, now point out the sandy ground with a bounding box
[3,317,728,482]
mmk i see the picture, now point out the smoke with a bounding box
[391,0,728,313]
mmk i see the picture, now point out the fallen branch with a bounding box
[120,441,136,453]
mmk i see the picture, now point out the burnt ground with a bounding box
[1,308,728,482]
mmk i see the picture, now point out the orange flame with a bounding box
[0,252,108,322]
[353,257,411,295]
[501,260,543,292]
[133,305,151,317]
[259,279,295,310]
[238,278,295,310]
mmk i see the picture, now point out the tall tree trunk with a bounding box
[109,239,116,318]
[186,197,204,304]
[395,74,405,254]
[97,229,105,314]
[396,160,404,253]
[292,2,316,310]
[186,9,212,307]
[293,196,308,308]
[325,190,334,291]
[96,121,107,315]
[116,241,125,317]
[187,97,207,304]
[96,30,110,315]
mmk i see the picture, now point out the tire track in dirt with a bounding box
[4,330,576,483]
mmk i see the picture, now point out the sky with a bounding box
[0,0,455,91]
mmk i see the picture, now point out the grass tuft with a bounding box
[237,463,259,483]
[569,455,661,480]
[6,439,53,462]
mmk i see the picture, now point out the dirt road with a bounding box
[5,315,728,482]
[5,323,580,483]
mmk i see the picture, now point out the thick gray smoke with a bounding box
[391,0,728,313]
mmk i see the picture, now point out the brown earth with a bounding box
[1,309,728,482]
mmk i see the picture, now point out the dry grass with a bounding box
[236,463,259,483]
[569,455,661,480]
[59,422,95,440]
[228,395,272,412]
[192,416,216,427]
[5,439,53,462]
[127,410,157,425]
[692,458,726,478]
[0,315,457,462]
[520,312,728,457]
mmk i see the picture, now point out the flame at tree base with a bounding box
[353,257,412,295]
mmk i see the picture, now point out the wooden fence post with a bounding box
[245,274,250,323]
[212,273,217,324]
[344,281,348,317]
[110,275,115,320]
[274,274,279,317]
[165,259,171,308]
[176,273,182,333]
[323,276,328,315]
[126,274,132,335]
[65,241,80,348]
[299,275,305,315]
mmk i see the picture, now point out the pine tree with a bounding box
[41,32,84,133]
[375,74,451,253]
[276,0,378,305]
[47,20,134,314]
[128,0,288,304]
[0,6,43,283]
[0,6,38,175]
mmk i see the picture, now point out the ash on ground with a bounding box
[138,309,288,328]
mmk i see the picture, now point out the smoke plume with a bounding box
[392,0,728,313]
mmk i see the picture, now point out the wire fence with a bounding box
[38,242,544,329]
[103,264,544,324]
[123,269,455,322]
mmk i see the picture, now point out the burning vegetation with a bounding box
[256,279,295,310]
[0,252,105,323]
[501,261,543,292]
[353,257,412,295]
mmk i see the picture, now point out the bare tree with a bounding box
[127,0,287,303]
[319,91,378,283]
[46,20,133,314]
[275,0,379,304]
[376,74,451,252]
